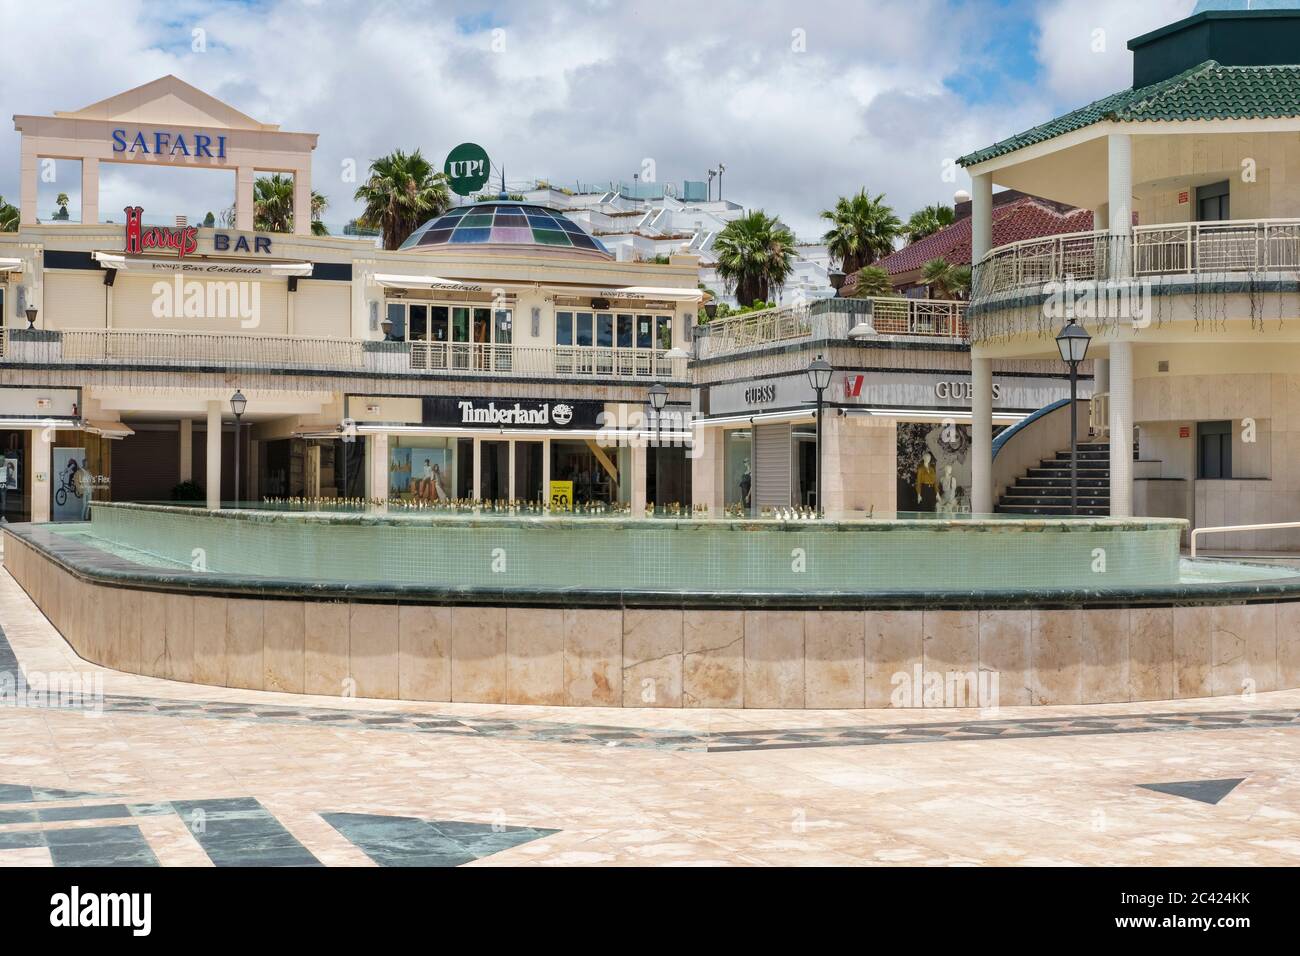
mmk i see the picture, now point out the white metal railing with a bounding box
[974,218,1300,300]
[697,296,966,358]
[2,328,685,380]
[408,341,681,380]
[1190,520,1300,558]
[59,328,367,370]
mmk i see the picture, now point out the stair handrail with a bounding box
[991,398,1071,460]
[1189,520,1300,558]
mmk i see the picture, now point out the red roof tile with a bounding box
[869,196,1093,278]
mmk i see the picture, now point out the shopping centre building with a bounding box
[0,76,1084,523]
[962,3,1300,548]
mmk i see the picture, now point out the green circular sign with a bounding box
[444,142,491,196]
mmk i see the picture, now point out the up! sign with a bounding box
[444,142,491,196]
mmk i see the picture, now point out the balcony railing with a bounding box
[697,296,966,358]
[0,328,685,381]
[973,218,1300,300]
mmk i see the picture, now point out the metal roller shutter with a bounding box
[44,271,106,328]
[753,423,792,510]
[109,424,179,502]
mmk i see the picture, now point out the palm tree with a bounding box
[820,189,900,274]
[0,195,19,232]
[713,210,796,307]
[353,149,451,250]
[847,265,897,298]
[905,204,956,244]
[53,192,71,221]
[250,174,330,234]
[920,257,972,299]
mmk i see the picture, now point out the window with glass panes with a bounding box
[384,301,512,344]
[555,309,672,350]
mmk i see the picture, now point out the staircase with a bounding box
[996,440,1111,516]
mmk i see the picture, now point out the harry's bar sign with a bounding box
[422,396,603,430]
[112,128,227,158]
[124,206,197,258]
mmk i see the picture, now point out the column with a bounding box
[365,432,388,505]
[507,439,516,501]
[1109,341,1134,518]
[970,172,993,263]
[293,169,313,237]
[179,419,193,482]
[1092,358,1110,439]
[236,166,256,232]
[30,426,52,523]
[19,145,38,226]
[971,356,993,514]
[1090,203,1109,232]
[541,440,551,506]
[206,401,222,510]
[1107,134,1133,278]
[632,443,648,516]
[690,426,722,516]
[471,437,482,501]
[80,158,99,226]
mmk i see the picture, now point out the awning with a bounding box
[80,420,135,439]
[0,257,24,273]
[0,417,79,430]
[613,286,704,301]
[373,273,486,293]
[92,252,312,277]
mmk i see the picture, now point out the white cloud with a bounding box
[0,0,1206,237]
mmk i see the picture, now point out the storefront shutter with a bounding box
[292,280,351,338]
[108,424,179,501]
[44,271,107,328]
[753,423,792,510]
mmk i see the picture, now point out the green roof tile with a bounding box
[959,61,1300,167]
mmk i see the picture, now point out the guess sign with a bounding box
[123,206,198,258]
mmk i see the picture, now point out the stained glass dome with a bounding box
[399,201,612,258]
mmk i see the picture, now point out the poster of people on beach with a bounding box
[388,446,451,501]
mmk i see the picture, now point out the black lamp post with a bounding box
[648,383,668,511]
[805,356,833,515]
[1054,320,1091,516]
[25,306,37,330]
[230,390,247,508]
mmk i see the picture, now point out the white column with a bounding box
[507,439,516,501]
[541,440,551,505]
[236,166,256,232]
[19,145,38,226]
[632,443,648,516]
[206,401,222,510]
[81,158,99,226]
[1107,133,1133,278]
[970,172,993,264]
[472,436,482,501]
[179,419,193,482]
[365,432,388,505]
[30,426,51,523]
[1109,341,1134,517]
[971,356,993,514]
[293,169,312,237]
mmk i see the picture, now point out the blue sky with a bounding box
[0,0,1199,236]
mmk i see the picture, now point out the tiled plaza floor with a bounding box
[2,568,1299,866]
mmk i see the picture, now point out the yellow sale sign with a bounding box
[549,480,573,511]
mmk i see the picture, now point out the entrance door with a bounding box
[793,427,818,507]
[514,441,543,502]
[480,440,510,501]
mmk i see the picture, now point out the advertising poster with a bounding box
[389,446,451,501]
[896,423,1005,514]
[52,447,89,521]
[549,480,574,512]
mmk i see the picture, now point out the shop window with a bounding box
[1196,181,1230,222]
[494,309,512,345]
[385,302,406,341]
[452,306,470,342]
[656,315,672,350]
[723,429,753,514]
[576,312,593,347]
[407,304,427,341]
[473,307,491,344]
[617,314,633,348]
[556,311,573,346]
[636,315,653,349]
[1197,421,1232,479]
[430,305,449,342]
[514,441,544,502]
[552,439,618,506]
[597,313,614,348]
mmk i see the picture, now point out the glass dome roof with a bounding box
[399,201,612,257]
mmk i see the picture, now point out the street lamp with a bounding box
[717,162,726,201]
[805,356,833,515]
[1054,319,1091,516]
[230,390,247,508]
[647,383,668,514]
[25,306,37,330]
[828,267,846,295]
